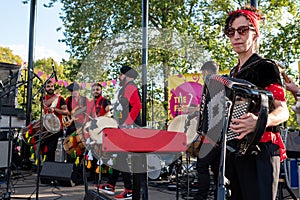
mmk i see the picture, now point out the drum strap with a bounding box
[90,96,107,118]
[44,95,61,114]
[44,94,58,107]
[51,97,58,107]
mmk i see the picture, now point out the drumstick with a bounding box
[71,106,87,116]
[281,71,298,101]
[277,61,298,101]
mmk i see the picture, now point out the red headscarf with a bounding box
[229,9,261,36]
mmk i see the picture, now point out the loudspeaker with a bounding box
[40,161,82,186]
[0,140,12,168]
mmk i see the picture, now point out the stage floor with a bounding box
[0,167,298,200]
[1,168,187,200]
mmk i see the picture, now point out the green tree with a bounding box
[58,0,300,124]
[0,46,26,112]
[23,0,300,127]
[0,46,23,64]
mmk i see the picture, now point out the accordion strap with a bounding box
[252,92,269,145]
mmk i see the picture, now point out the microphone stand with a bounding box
[217,99,232,200]
[32,72,56,200]
[182,113,196,199]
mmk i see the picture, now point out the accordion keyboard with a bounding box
[227,98,250,141]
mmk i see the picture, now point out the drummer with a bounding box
[42,80,68,162]
[64,82,90,163]
[87,82,112,118]
[86,82,112,182]
[65,82,89,136]
[95,66,142,199]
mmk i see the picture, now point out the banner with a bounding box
[21,62,117,89]
[168,74,204,120]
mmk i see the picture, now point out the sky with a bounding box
[0,1,68,63]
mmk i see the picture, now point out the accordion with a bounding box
[197,75,273,156]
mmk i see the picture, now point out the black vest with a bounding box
[118,81,142,126]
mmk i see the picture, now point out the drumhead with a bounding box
[43,113,61,133]
[85,116,118,144]
[167,114,198,145]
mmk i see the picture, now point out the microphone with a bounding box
[51,60,58,82]
[29,69,42,82]
[33,72,42,82]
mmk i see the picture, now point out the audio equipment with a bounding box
[40,161,82,186]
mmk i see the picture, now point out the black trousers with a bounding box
[226,142,280,200]
[107,153,132,190]
[66,123,77,137]
[194,144,221,200]
[42,130,62,162]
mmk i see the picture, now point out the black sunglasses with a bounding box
[225,25,255,38]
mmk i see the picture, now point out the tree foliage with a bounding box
[0,47,23,64]
[57,0,299,123]
[0,47,72,119]
[21,0,300,127]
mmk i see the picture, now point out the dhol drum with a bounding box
[63,127,86,156]
[167,114,200,158]
[22,120,42,145]
[83,116,118,160]
[62,115,73,127]
[22,113,61,145]
[43,113,61,133]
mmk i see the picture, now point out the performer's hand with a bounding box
[230,113,257,140]
[70,106,79,116]
[47,107,55,113]
[42,103,48,109]
[285,78,299,93]
[119,123,130,128]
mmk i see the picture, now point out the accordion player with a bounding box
[197,74,274,156]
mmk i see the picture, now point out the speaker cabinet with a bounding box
[0,140,12,168]
[40,161,82,186]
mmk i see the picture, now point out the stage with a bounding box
[0,128,299,199]
[0,162,298,200]
[0,168,188,200]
